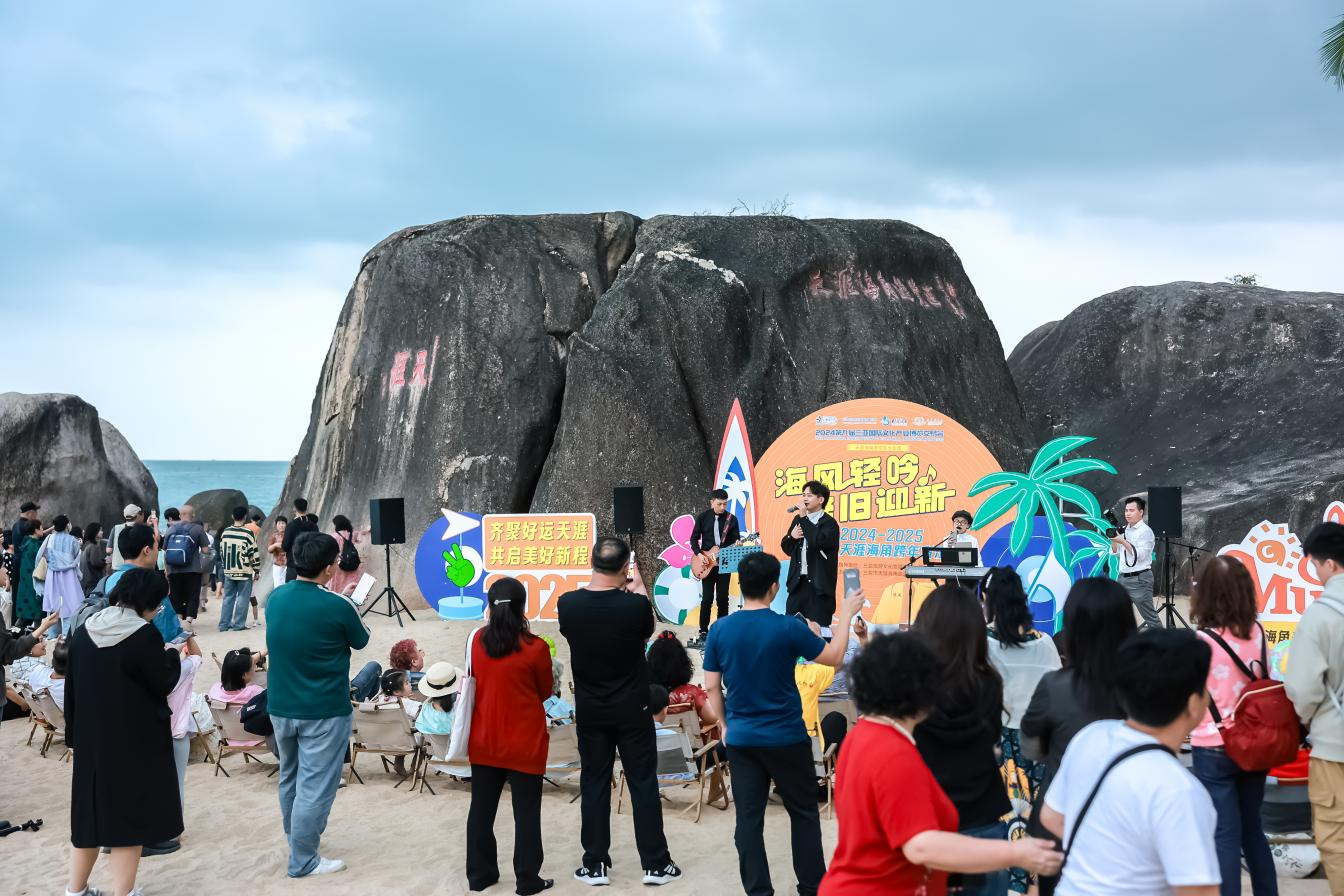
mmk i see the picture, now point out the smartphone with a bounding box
[843,568,861,596]
[793,612,809,622]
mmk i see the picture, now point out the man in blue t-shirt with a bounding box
[704,551,862,896]
[76,523,183,645]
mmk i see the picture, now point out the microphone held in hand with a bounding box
[785,503,802,514]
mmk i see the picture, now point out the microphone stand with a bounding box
[899,531,957,627]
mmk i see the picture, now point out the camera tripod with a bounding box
[360,543,416,627]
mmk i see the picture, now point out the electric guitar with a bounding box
[692,531,759,580]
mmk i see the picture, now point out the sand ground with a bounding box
[1,602,1330,895]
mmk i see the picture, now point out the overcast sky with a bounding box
[3,2,1343,461]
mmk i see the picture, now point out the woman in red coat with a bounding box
[467,576,554,895]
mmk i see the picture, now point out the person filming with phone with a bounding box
[781,480,841,631]
[703,551,864,896]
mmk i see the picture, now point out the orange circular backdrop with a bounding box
[755,398,1002,624]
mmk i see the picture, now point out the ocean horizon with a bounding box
[144,459,289,516]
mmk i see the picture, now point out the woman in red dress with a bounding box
[820,632,1062,896]
[466,577,554,895]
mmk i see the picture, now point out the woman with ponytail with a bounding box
[466,576,555,895]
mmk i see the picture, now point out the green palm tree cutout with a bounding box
[968,435,1119,579]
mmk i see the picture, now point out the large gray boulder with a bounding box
[0,392,159,530]
[280,213,1034,599]
[183,488,250,536]
[1009,281,1344,564]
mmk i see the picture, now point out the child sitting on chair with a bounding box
[208,647,264,706]
[374,669,421,720]
[414,662,458,735]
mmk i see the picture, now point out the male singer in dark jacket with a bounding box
[688,488,740,648]
[780,480,841,630]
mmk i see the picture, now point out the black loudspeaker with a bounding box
[613,486,645,535]
[1146,486,1182,538]
[369,498,406,545]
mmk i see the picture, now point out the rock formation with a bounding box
[0,393,159,530]
[183,488,250,536]
[281,213,1035,600]
[1009,281,1344,569]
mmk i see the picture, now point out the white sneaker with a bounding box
[309,857,347,875]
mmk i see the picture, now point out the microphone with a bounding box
[785,503,802,514]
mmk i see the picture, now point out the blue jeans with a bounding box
[350,661,381,702]
[273,714,353,877]
[219,577,253,631]
[1192,746,1278,896]
[957,821,1009,896]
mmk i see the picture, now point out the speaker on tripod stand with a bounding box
[362,498,416,627]
[1147,486,1187,629]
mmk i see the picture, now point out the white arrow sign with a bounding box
[439,508,481,541]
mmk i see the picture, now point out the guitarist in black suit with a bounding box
[781,480,841,630]
[688,489,740,648]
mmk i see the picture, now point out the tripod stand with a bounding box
[1155,535,1189,629]
[360,543,416,627]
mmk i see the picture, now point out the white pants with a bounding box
[272,566,287,589]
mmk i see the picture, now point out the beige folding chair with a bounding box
[416,731,471,795]
[541,723,584,801]
[14,680,52,749]
[663,705,716,747]
[817,694,857,726]
[31,689,70,760]
[207,698,277,777]
[812,735,839,820]
[617,728,729,823]
[349,699,421,788]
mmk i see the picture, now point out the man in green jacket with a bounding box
[1286,521,1344,892]
[266,532,370,878]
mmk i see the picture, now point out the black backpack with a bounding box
[337,535,360,572]
[240,689,274,737]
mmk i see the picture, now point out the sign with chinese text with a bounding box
[755,398,1001,624]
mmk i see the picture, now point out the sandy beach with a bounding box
[2,607,1331,895]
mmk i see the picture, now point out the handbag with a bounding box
[444,626,482,763]
[1201,624,1300,771]
[240,689,274,737]
[33,537,50,582]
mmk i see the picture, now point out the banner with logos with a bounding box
[413,509,596,621]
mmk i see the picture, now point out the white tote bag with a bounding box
[444,626,482,763]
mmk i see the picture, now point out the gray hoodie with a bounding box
[1286,573,1344,763]
[85,605,149,649]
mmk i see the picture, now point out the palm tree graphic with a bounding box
[968,436,1120,579]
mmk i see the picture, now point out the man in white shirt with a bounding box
[1111,496,1159,630]
[950,510,980,549]
[1040,629,1219,896]
[27,636,68,711]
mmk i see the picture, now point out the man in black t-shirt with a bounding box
[281,498,319,583]
[558,537,681,887]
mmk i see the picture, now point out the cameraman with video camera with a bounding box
[1111,496,1160,630]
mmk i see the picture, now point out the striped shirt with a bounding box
[218,525,260,579]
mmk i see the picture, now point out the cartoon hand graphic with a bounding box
[442,543,476,587]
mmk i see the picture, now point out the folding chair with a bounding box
[812,735,839,820]
[663,704,716,747]
[31,689,70,760]
[542,723,585,802]
[349,699,421,788]
[415,731,470,794]
[15,681,52,749]
[617,728,729,823]
[817,694,858,726]
[207,698,277,777]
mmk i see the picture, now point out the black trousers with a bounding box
[727,741,826,896]
[819,712,848,754]
[167,572,202,618]
[784,578,834,627]
[466,764,546,895]
[698,569,731,633]
[576,714,671,871]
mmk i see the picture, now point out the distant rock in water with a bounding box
[0,392,159,529]
[1009,281,1344,566]
[183,488,249,536]
[280,213,1033,601]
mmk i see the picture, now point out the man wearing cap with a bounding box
[10,500,45,550]
[108,504,146,568]
[266,531,372,879]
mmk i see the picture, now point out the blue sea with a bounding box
[144,460,289,516]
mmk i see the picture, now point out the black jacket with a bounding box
[780,512,840,598]
[689,509,740,555]
[914,675,1010,830]
[282,513,320,558]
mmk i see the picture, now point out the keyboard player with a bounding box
[950,509,978,548]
